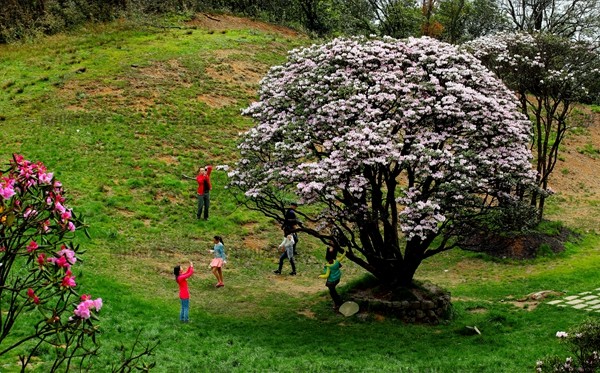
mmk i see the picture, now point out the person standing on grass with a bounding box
[282,202,301,255]
[209,235,226,287]
[174,261,194,323]
[273,234,296,276]
[196,165,212,220]
[319,247,346,311]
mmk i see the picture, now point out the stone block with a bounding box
[582,295,598,300]
[422,301,435,309]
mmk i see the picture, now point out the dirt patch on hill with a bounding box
[186,13,303,38]
[546,107,600,233]
[461,226,576,259]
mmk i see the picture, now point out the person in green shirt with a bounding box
[319,247,346,310]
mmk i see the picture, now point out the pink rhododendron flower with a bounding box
[38,172,53,184]
[13,154,24,164]
[74,304,91,319]
[47,246,77,268]
[37,253,46,266]
[61,272,76,288]
[26,288,40,304]
[23,207,37,219]
[48,255,69,268]
[73,297,103,319]
[27,241,39,253]
[58,247,76,264]
[93,298,103,311]
[0,178,16,200]
[61,210,72,221]
[81,294,91,301]
[54,202,66,214]
[67,221,76,232]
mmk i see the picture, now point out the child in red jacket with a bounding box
[174,261,194,322]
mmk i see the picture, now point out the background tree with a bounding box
[500,0,600,41]
[379,0,422,38]
[436,0,467,43]
[463,32,600,219]
[463,0,508,40]
[436,0,508,43]
[419,0,444,38]
[229,36,537,287]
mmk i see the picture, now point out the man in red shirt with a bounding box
[196,165,212,220]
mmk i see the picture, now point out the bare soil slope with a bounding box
[546,108,600,234]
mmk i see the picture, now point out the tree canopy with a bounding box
[229,36,537,286]
[464,32,600,217]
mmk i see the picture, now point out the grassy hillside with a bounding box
[1,14,600,372]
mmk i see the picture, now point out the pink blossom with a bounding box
[61,210,72,221]
[37,253,46,267]
[52,246,77,266]
[38,172,53,184]
[26,288,40,304]
[232,35,537,274]
[0,178,16,200]
[54,202,66,214]
[13,154,24,164]
[23,207,37,219]
[27,241,39,253]
[73,297,103,319]
[61,270,76,288]
[48,255,69,268]
[74,303,91,319]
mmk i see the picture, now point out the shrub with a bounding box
[0,154,156,371]
[537,319,600,372]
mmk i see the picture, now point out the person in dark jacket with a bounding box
[282,202,301,254]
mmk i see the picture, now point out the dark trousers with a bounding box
[196,192,210,219]
[278,251,296,273]
[326,279,342,307]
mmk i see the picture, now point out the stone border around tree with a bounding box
[350,282,452,324]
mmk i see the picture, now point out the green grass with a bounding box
[2,17,600,372]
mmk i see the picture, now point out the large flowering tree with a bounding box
[229,36,537,287]
[463,32,600,219]
[0,155,103,369]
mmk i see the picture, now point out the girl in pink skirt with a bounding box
[209,235,226,287]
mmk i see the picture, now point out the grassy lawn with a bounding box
[1,15,600,372]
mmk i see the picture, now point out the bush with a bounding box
[537,319,600,372]
[0,154,156,371]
